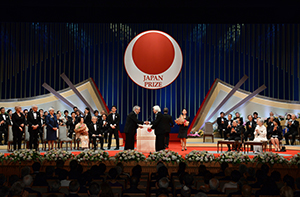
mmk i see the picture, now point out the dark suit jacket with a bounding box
[27,111,42,132]
[123,111,144,134]
[84,113,92,125]
[107,112,120,130]
[12,112,25,130]
[234,116,243,123]
[151,112,164,135]
[99,119,109,133]
[162,114,174,133]
[229,125,242,138]
[0,113,10,132]
[217,117,227,130]
[67,117,77,131]
[89,122,102,136]
[288,120,299,135]
[246,120,256,134]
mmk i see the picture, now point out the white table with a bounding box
[136,124,156,153]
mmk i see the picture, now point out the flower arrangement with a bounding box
[44,149,73,161]
[252,152,288,166]
[146,149,184,164]
[114,150,146,162]
[0,152,7,163]
[216,152,251,164]
[188,129,203,137]
[7,149,42,162]
[75,149,109,162]
[185,150,214,163]
[289,153,300,166]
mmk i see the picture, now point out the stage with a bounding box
[1,138,299,160]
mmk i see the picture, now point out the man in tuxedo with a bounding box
[149,105,164,152]
[107,106,120,150]
[64,110,71,122]
[162,108,174,148]
[284,114,299,145]
[217,112,227,138]
[124,106,148,150]
[227,120,242,151]
[253,112,258,123]
[100,114,109,143]
[27,105,42,150]
[89,116,104,150]
[244,115,256,141]
[67,112,77,139]
[0,107,9,145]
[225,114,233,140]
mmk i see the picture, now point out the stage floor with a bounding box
[1,138,299,159]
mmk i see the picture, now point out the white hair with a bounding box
[32,105,38,108]
[209,178,219,190]
[23,175,33,186]
[48,107,54,112]
[133,106,140,111]
[153,105,161,112]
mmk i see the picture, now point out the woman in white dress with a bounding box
[253,118,267,153]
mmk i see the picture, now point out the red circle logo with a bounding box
[124,30,183,89]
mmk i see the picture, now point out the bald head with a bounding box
[242,185,252,197]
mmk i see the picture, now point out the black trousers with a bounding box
[29,128,39,150]
[103,132,108,143]
[244,131,254,141]
[218,129,224,138]
[227,136,241,150]
[156,134,165,152]
[125,132,135,150]
[108,129,119,148]
[68,129,74,139]
[164,132,170,147]
[0,128,8,144]
[284,131,297,145]
[91,136,103,150]
[13,128,23,150]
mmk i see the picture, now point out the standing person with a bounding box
[94,110,101,123]
[234,112,243,123]
[124,106,147,150]
[45,108,58,150]
[253,118,267,153]
[27,105,41,150]
[148,105,164,152]
[225,114,233,140]
[75,117,89,149]
[12,106,26,150]
[107,106,120,150]
[89,116,103,150]
[100,114,109,143]
[217,112,227,138]
[67,112,77,139]
[253,112,258,123]
[0,107,9,145]
[84,107,92,126]
[175,109,190,151]
[284,114,299,145]
[7,109,13,126]
[162,108,174,149]
[64,110,71,122]
[38,109,45,145]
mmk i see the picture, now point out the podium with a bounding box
[136,125,156,153]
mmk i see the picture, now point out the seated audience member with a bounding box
[68,180,80,197]
[152,177,171,195]
[55,160,68,177]
[123,176,146,194]
[153,166,169,187]
[255,177,280,197]
[214,162,228,177]
[283,174,295,190]
[132,164,143,180]
[270,170,282,187]
[228,179,248,197]
[260,163,270,177]
[180,185,191,197]
[199,172,214,193]
[98,163,107,176]
[245,167,256,182]
[100,182,114,197]
[8,174,19,187]
[31,162,41,177]
[194,192,208,197]
[59,170,71,187]
[280,185,293,197]
[0,186,9,197]
[107,168,123,189]
[222,170,241,193]
[171,162,186,179]
[90,165,103,180]
[176,173,198,195]
[116,162,130,179]
[253,119,267,153]
[151,162,166,180]
[284,114,299,145]
[241,185,252,197]
[9,181,25,197]
[49,180,62,194]
[206,178,223,194]
[219,167,232,180]
[250,169,265,188]
[68,160,79,179]
[45,166,55,179]
[295,177,300,197]
[21,166,31,179]
[77,173,91,193]
[33,172,48,186]
[197,164,207,176]
[270,119,283,151]
[23,175,41,197]
[0,174,6,187]
[88,182,101,197]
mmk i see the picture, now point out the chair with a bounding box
[7,125,13,151]
[42,193,65,197]
[123,194,146,197]
[204,122,214,142]
[32,186,48,194]
[58,126,72,150]
[111,186,123,197]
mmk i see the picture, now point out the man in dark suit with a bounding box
[149,105,165,152]
[227,120,242,151]
[107,106,120,150]
[89,116,104,150]
[124,106,148,150]
[67,112,77,139]
[217,112,227,138]
[0,107,9,145]
[27,105,42,150]
[162,108,174,148]
[225,114,233,140]
[100,114,109,143]
[244,114,256,141]
[284,114,299,145]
